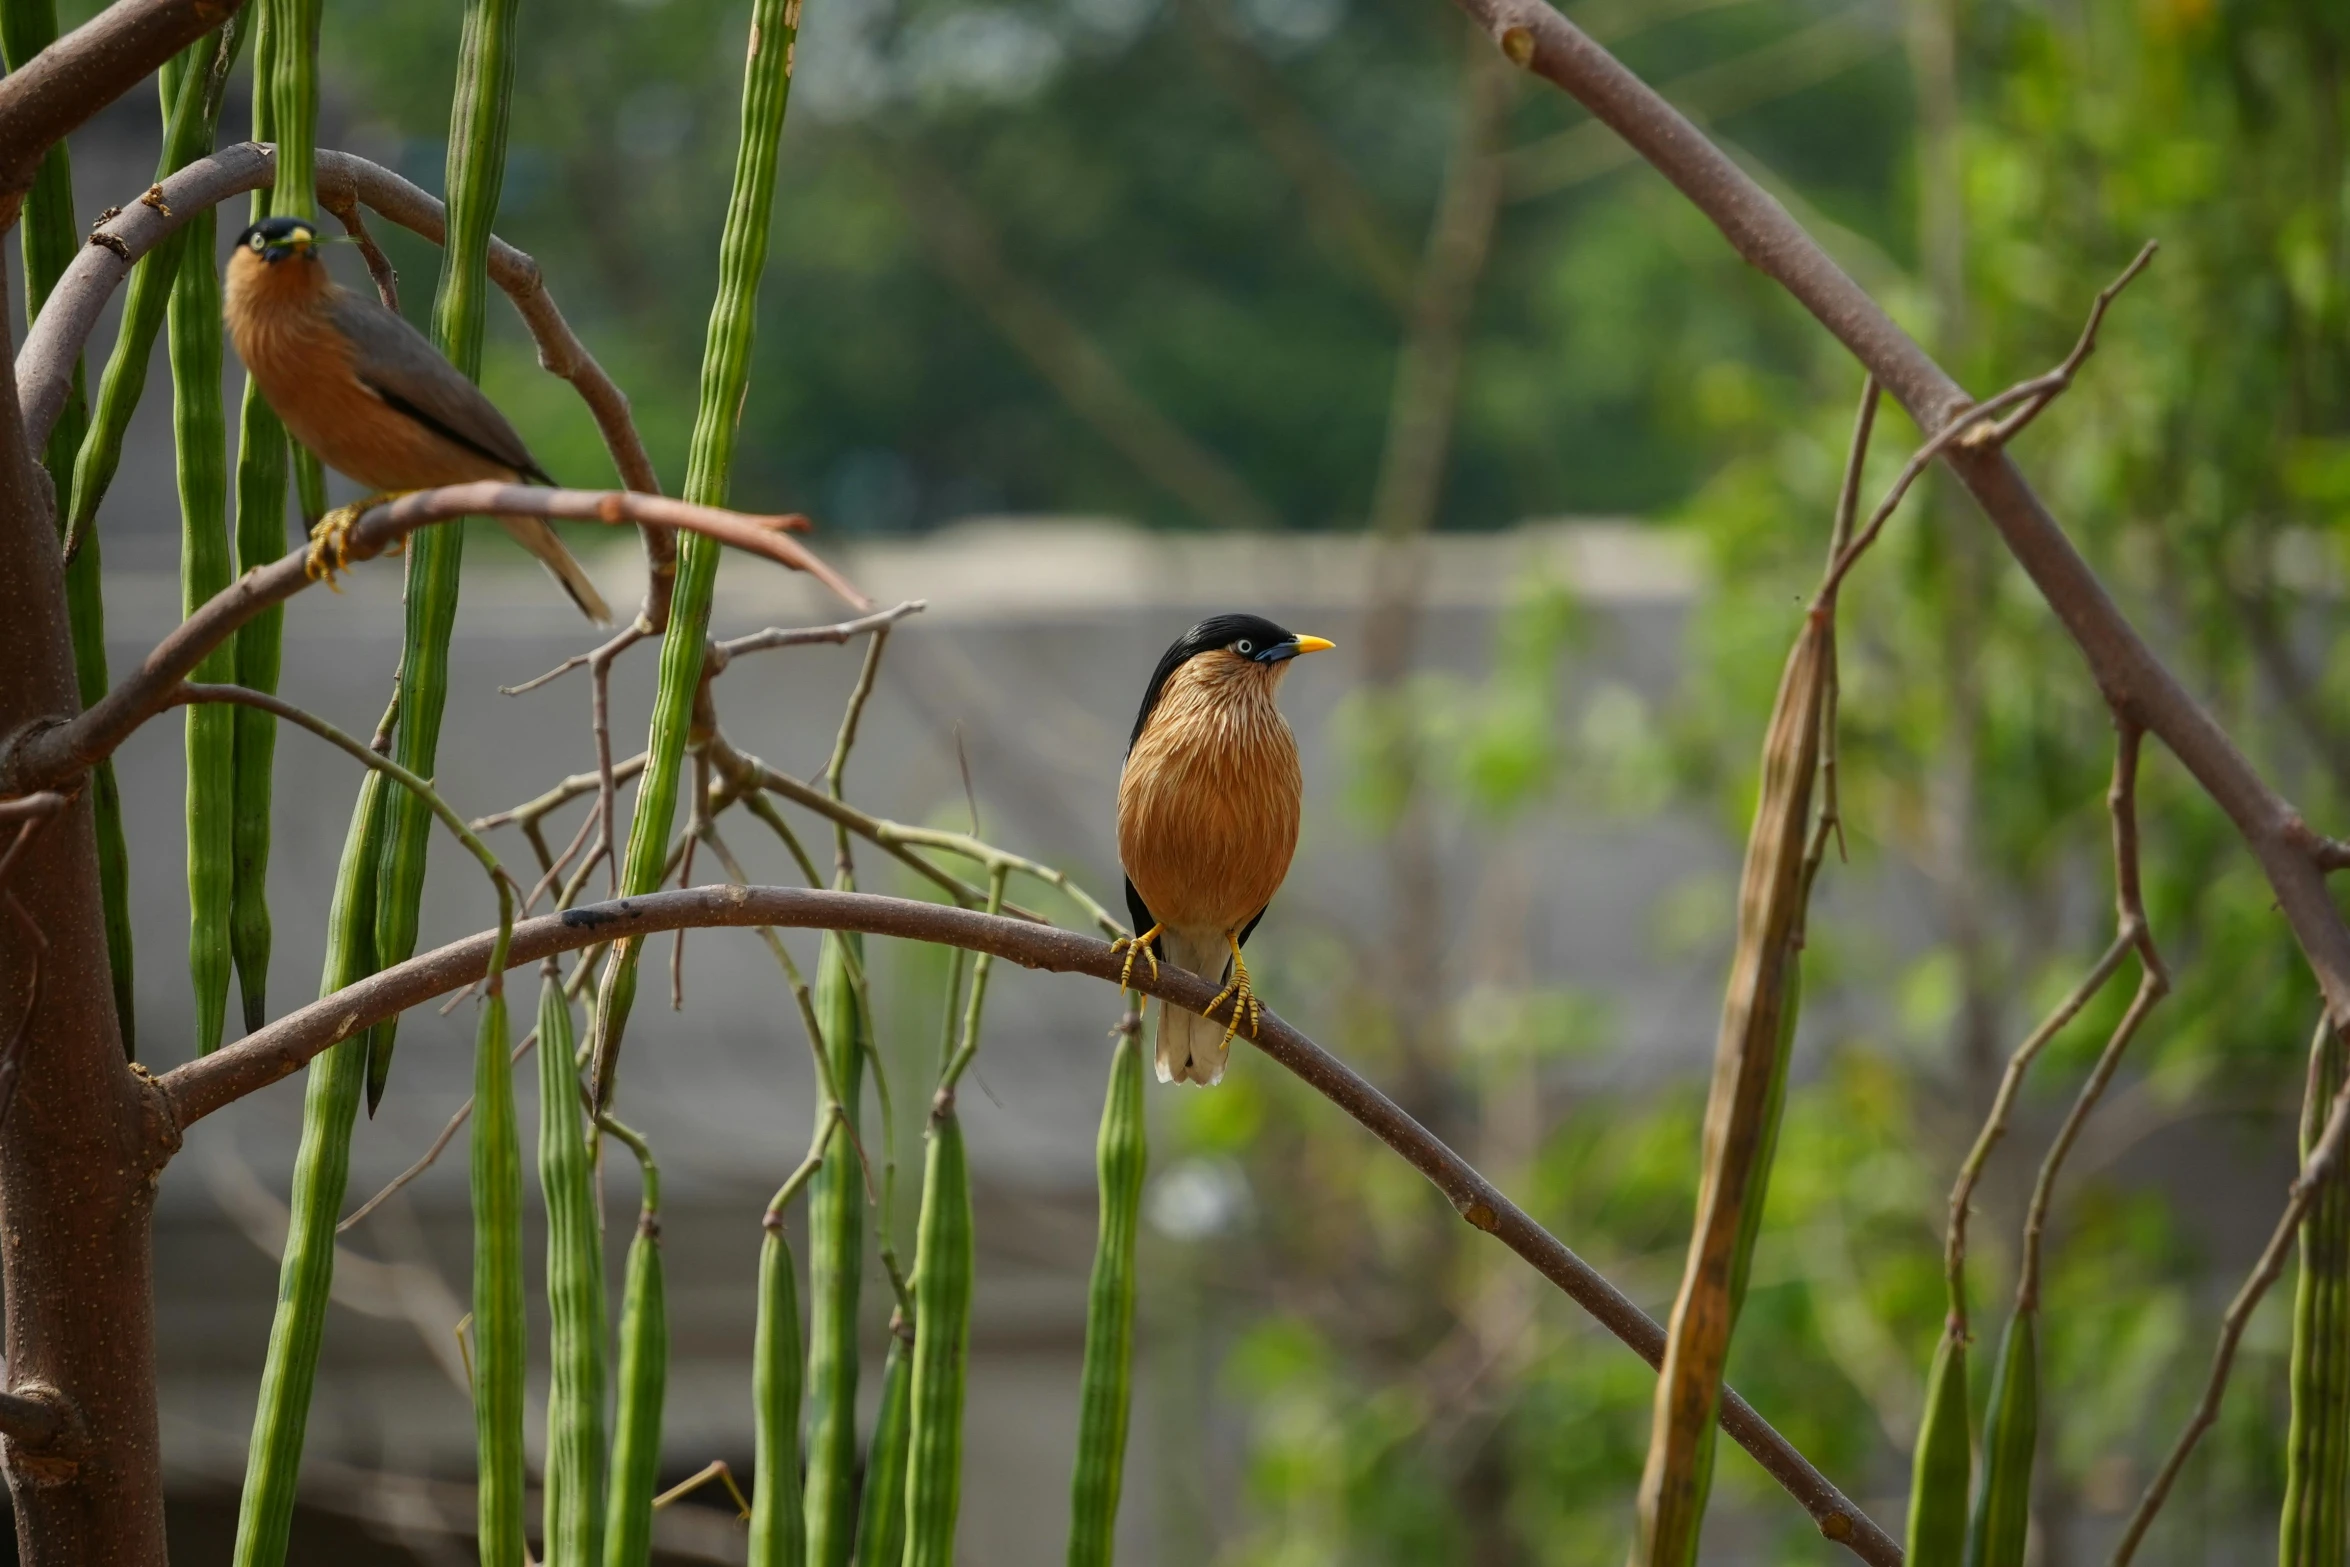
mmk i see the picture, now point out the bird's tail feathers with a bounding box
[498,514,612,625]
[1154,929,1231,1087]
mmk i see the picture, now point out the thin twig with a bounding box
[824,624,892,876]
[652,1459,751,1521]
[324,199,399,311]
[2015,724,2168,1314]
[471,753,649,832]
[1816,245,2156,603]
[707,600,926,672]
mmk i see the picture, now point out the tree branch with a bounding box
[15,143,681,627]
[156,883,1897,1560]
[1454,0,2350,1034]
[0,483,864,799]
[0,0,242,223]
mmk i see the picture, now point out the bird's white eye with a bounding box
[1235,639,1254,655]
[249,232,267,251]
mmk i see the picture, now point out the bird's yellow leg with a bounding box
[1108,925,1161,991]
[1203,933,1259,1051]
[304,491,416,589]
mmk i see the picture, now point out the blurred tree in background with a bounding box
[119,0,2345,1556]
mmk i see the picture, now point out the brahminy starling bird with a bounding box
[1116,614,1333,1085]
[224,215,611,622]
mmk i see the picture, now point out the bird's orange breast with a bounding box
[225,255,510,492]
[1118,654,1303,934]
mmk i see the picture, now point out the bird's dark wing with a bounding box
[1237,903,1269,950]
[325,290,555,484]
[1123,876,1164,959]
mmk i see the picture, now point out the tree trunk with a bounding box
[0,248,171,1567]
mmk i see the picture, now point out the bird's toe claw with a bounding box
[1110,927,1161,992]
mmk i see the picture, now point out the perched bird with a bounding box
[223,215,610,622]
[1116,614,1333,1085]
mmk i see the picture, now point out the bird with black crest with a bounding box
[1115,614,1334,1085]
[223,214,610,622]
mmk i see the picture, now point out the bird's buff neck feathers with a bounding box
[224,248,337,344]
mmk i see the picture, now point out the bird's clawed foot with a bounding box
[1109,925,1162,992]
[303,491,411,590]
[1203,934,1260,1050]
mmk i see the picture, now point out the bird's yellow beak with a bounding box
[1291,635,1335,655]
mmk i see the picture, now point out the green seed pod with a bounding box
[232,769,387,1567]
[592,0,807,1101]
[603,1128,668,1567]
[748,1220,807,1567]
[904,1108,975,1567]
[0,0,134,1056]
[538,973,606,1567]
[805,931,868,1567]
[1905,1328,1972,1567]
[852,1327,914,1567]
[1066,1021,1147,1567]
[173,197,235,1058]
[368,0,524,1112]
[1965,1310,2038,1567]
[226,0,288,1038]
[228,384,287,1036]
[2282,1020,2349,1567]
[473,986,527,1567]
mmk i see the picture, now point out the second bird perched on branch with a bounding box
[223,215,611,623]
[1117,614,1333,1086]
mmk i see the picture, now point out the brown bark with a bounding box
[0,248,174,1563]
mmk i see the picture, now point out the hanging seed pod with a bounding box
[1905,1328,1971,1567]
[538,973,607,1567]
[368,0,525,1112]
[173,200,235,1058]
[227,0,288,1037]
[472,983,527,1567]
[1635,612,1826,1564]
[903,1107,975,1567]
[590,0,808,1107]
[748,1217,807,1567]
[232,765,385,1567]
[852,1326,914,1567]
[1066,1018,1146,1567]
[804,930,868,1567]
[1965,1309,2038,1567]
[603,1123,668,1567]
[2282,1019,2350,1567]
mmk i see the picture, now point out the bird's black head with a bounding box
[1127,613,1335,748]
[234,216,320,264]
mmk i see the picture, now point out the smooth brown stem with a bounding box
[155,884,1897,1562]
[0,0,243,223]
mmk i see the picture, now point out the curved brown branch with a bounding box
[1456,0,2350,1034]
[14,143,681,626]
[17,140,273,447]
[0,0,242,223]
[157,884,1898,1562]
[0,483,866,799]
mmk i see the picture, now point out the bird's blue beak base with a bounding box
[1256,634,1335,664]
